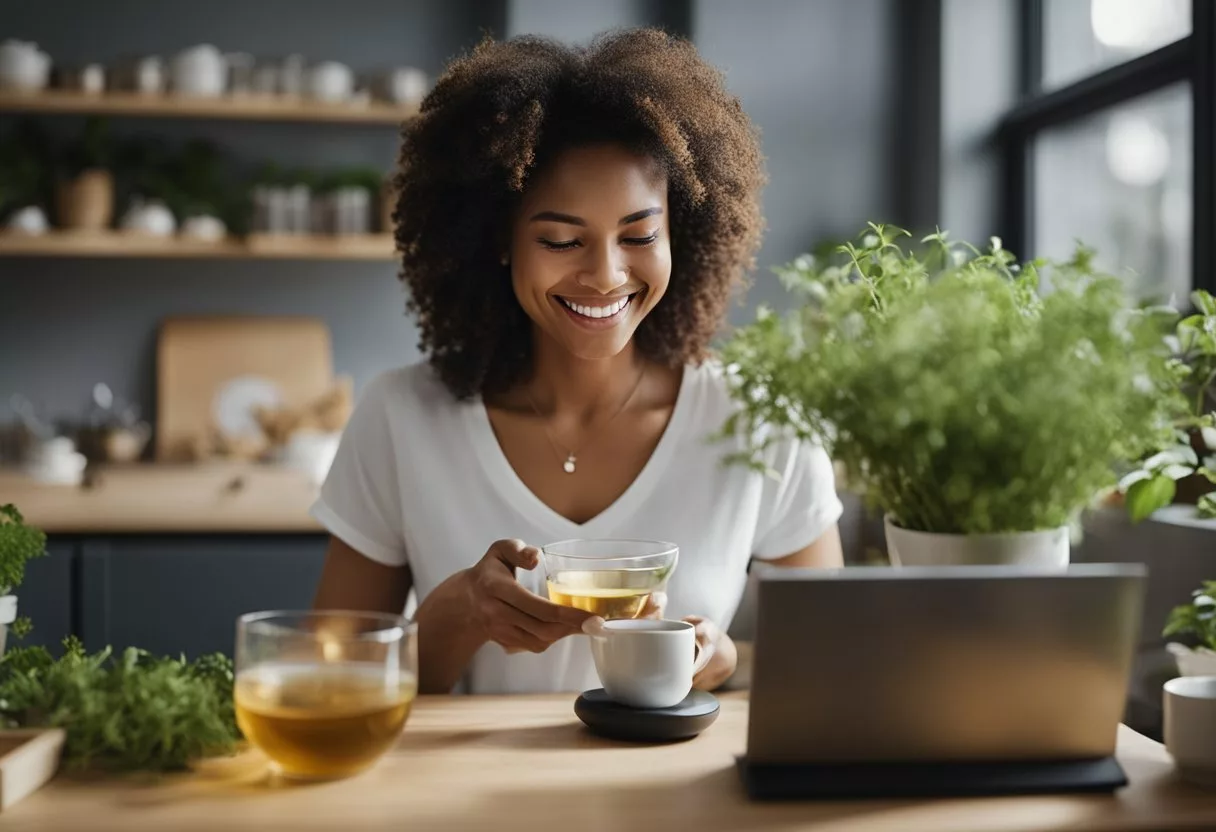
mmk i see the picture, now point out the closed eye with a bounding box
[538,238,580,251]
[538,232,659,251]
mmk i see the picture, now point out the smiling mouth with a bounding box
[556,293,637,321]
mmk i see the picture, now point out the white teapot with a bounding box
[307,61,354,103]
[121,198,177,236]
[0,40,51,92]
[171,44,226,97]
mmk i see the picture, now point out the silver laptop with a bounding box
[747,563,1146,765]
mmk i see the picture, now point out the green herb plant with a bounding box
[0,505,241,772]
[719,223,1178,535]
[1118,290,1216,521]
[59,116,113,179]
[0,504,47,636]
[0,637,240,772]
[1163,580,1216,652]
[0,120,53,219]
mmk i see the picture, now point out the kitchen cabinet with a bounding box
[79,535,328,658]
[15,534,328,659]
[10,539,75,652]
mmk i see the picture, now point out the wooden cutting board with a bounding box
[156,316,334,461]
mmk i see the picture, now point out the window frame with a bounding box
[997,0,1215,296]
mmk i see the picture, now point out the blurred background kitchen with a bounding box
[0,0,1211,729]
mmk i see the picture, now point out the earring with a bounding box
[500,254,510,266]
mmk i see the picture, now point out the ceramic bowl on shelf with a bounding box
[170,44,226,97]
[307,61,354,103]
[5,206,48,235]
[0,40,51,92]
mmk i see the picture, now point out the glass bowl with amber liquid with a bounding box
[541,539,678,620]
[234,610,418,780]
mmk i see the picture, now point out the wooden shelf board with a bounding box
[0,231,396,260]
[0,89,417,125]
[0,463,324,533]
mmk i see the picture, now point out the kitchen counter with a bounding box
[0,463,323,533]
[7,694,1216,831]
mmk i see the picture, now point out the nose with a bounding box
[575,243,629,294]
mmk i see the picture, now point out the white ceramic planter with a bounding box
[1167,642,1216,677]
[0,594,16,655]
[884,515,1070,567]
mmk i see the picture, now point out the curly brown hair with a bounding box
[393,27,766,399]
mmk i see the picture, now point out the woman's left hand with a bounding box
[682,615,737,691]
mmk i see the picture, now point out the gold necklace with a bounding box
[523,366,647,474]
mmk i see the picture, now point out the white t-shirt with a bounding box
[310,360,843,694]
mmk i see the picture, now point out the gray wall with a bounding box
[692,0,898,317]
[1,0,899,424]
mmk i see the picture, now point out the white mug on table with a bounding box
[590,619,713,709]
[1164,675,1216,788]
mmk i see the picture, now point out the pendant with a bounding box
[563,455,576,474]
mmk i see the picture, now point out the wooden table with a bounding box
[6,694,1216,831]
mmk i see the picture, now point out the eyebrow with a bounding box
[528,207,664,227]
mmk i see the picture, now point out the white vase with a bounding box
[884,515,1070,567]
[0,595,15,655]
[1167,643,1216,677]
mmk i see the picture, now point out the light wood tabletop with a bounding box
[5,693,1216,831]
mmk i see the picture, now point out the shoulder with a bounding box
[680,359,739,421]
[679,359,776,444]
[355,361,460,416]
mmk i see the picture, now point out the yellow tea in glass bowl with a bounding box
[541,539,678,620]
[234,610,417,780]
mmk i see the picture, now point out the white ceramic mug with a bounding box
[1164,675,1216,788]
[590,619,713,709]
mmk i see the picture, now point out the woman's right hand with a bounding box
[461,538,593,653]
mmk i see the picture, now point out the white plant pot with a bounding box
[884,515,1070,567]
[1167,643,1216,677]
[0,595,16,655]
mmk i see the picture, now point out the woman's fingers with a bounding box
[489,597,578,645]
[487,538,541,571]
[489,575,591,629]
[638,590,668,620]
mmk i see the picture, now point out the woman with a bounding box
[311,28,844,695]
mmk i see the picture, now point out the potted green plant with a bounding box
[720,224,1177,566]
[0,120,53,234]
[55,116,114,231]
[1163,580,1216,676]
[0,504,47,654]
[1117,291,1216,523]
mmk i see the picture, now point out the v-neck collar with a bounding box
[464,366,696,541]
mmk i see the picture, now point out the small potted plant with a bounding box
[165,140,242,241]
[0,120,53,234]
[1117,291,1216,524]
[1164,580,1216,676]
[720,224,1178,566]
[55,116,114,231]
[0,504,47,654]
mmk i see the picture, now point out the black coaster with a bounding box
[736,755,1128,800]
[574,688,720,742]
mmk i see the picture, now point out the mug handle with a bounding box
[692,636,715,678]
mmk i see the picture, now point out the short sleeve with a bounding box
[750,435,845,560]
[309,373,409,567]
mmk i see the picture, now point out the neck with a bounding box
[525,330,646,424]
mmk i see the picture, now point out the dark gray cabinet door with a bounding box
[10,539,75,652]
[80,535,328,659]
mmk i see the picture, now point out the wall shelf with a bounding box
[0,231,396,260]
[0,89,418,125]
